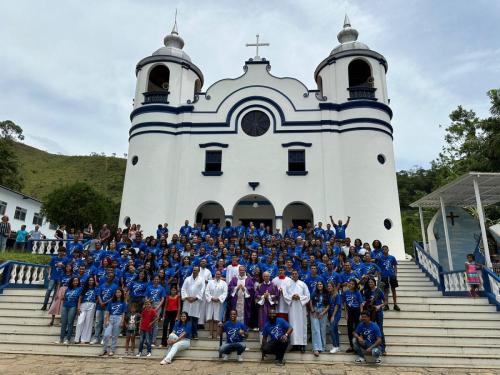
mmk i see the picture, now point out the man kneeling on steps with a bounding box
[218,310,248,361]
[352,311,383,365]
[261,309,293,366]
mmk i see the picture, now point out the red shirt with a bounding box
[139,308,157,332]
[166,295,180,312]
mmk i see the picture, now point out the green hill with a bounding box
[13,142,126,203]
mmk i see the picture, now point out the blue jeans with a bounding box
[60,305,77,342]
[103,315,122,352]
[42,279,58,307]
[311,314,327,351]
[138,330,152,354]
[219,342,246,355]
[94,309,105,342]
[374,314,385,351]
[353,338,381,359]
[329,314,341,348]
[190,316,199,337]
[0,235,8,252]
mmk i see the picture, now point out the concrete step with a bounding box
[3,331,498,348]
[392,291,443,297]
[396,286,439,291]
[1,289,46,296]
[0,342,499,368]
[396,296,490,304]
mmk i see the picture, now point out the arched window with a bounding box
[194,79,202,94]
[147,65,170,92]
[347,59,376,100]
[348,59,372,87]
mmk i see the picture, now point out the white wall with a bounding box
[0,188,54,236]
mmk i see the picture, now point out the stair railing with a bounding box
[413,241,500,310]
[31,239,92,255]
[0,261,49,294]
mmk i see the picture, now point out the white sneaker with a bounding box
[222,354,228,361]
[100,340,104,345]
[160,359,167,365]
[136,353,142,357]
[355,357,366,364]
[237,355,243,362]
[330,347,340,354]
[89,340,97,345]
[63,340,69,345]
[53,340,61,344]
[146,352,152,357]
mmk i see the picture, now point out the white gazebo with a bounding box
[410,172,500,270]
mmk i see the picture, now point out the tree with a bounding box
[0,120,25,190]
[42,182,118,231]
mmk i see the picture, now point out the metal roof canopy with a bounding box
[410,172,500,208]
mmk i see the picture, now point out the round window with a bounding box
[377,154,386,164]
[131,156,139,165]
[384,218,392,230]
[241,110,270,137]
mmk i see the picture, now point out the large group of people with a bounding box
[41,216,399,365]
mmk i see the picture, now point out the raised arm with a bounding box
[345,216,351,227]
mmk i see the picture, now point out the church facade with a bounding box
[119,16,406,259]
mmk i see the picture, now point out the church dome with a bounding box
[330,15,370,55]
[152,20,191,61]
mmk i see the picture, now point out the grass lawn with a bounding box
[0,249,51,265]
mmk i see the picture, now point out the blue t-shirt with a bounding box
[97,283,118,310]
[172,320,192,339]
[49,256,67,281]
[355,321,382,346]
[379,255,398,278]
[145,284,166,303]
[129,280,147,298]
[107,301,128,315]
[343,290,364,308]
[262,318,290,342]
[328,293,342,320]
[63,286,83,308]
[223,320,248,343]
[81,287,98,303]
[15,229,29,242]
[305,274,324,294]
[334,224,347,239]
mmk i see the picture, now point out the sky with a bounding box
[0,0,499,170]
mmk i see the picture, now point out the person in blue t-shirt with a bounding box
[343,279,364,353]
[261,309,293,366]
[42,247,68,310]
[58,277,82,344]
[329,214,351,240]
[74,277,98,344]
[378,245,400,311]
[160,311,192,365]
[327,282,342,353]
[101,288,127,356]
[14,224,29,251]
[217,310,249,361]
[145,275,166,345]
[91,272,118,344]
[353,311,383,364]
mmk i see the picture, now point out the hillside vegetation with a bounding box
[13,142,126,203]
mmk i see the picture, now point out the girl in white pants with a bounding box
[160,311,191,364]
[75,278,97,344]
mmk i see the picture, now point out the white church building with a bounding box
[119,16,405,259]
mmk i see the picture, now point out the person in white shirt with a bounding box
[205,270,228,338]
[283,269,310,352]
[181,266,206,339]
[197,259,213,326]
[272,267,291,320]
[225,256,241,282]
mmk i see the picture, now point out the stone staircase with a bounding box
[0,260,499,368]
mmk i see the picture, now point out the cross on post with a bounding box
[246,34,269,60]
[446,211,459,226]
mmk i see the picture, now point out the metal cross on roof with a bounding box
[245,34,269,60]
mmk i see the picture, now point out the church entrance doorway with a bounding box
[232,195,276,230]
[195,201,225,225]
[283,202,314,230]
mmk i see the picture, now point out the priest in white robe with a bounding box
[283,269,310,352]
[181,266,205,339]
[197,259,213,325]
[205,270,228,338]
[272,267,292,320]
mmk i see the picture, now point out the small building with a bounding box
[119,16,406,259]
[0,185,55,237]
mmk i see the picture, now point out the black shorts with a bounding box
[381,276,398,289]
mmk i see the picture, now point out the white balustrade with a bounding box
[443,271,484,293]
[417,249,440,283]
[9,264,18,284]
[5,263,47,286]
[24,266,32,284]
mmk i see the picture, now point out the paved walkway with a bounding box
[0,354,498,375]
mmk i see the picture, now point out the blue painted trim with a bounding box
[287,171,308,176]
[282,142,312,148]
[201,171,223,176]
[248,182,260,191]
[129,126,393,141]
[225,215,234,218]
[245,60,270,65]
[130,104,194,120]
[199,142,229,149]
[275,215,283,219]
[130,87,393,121]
